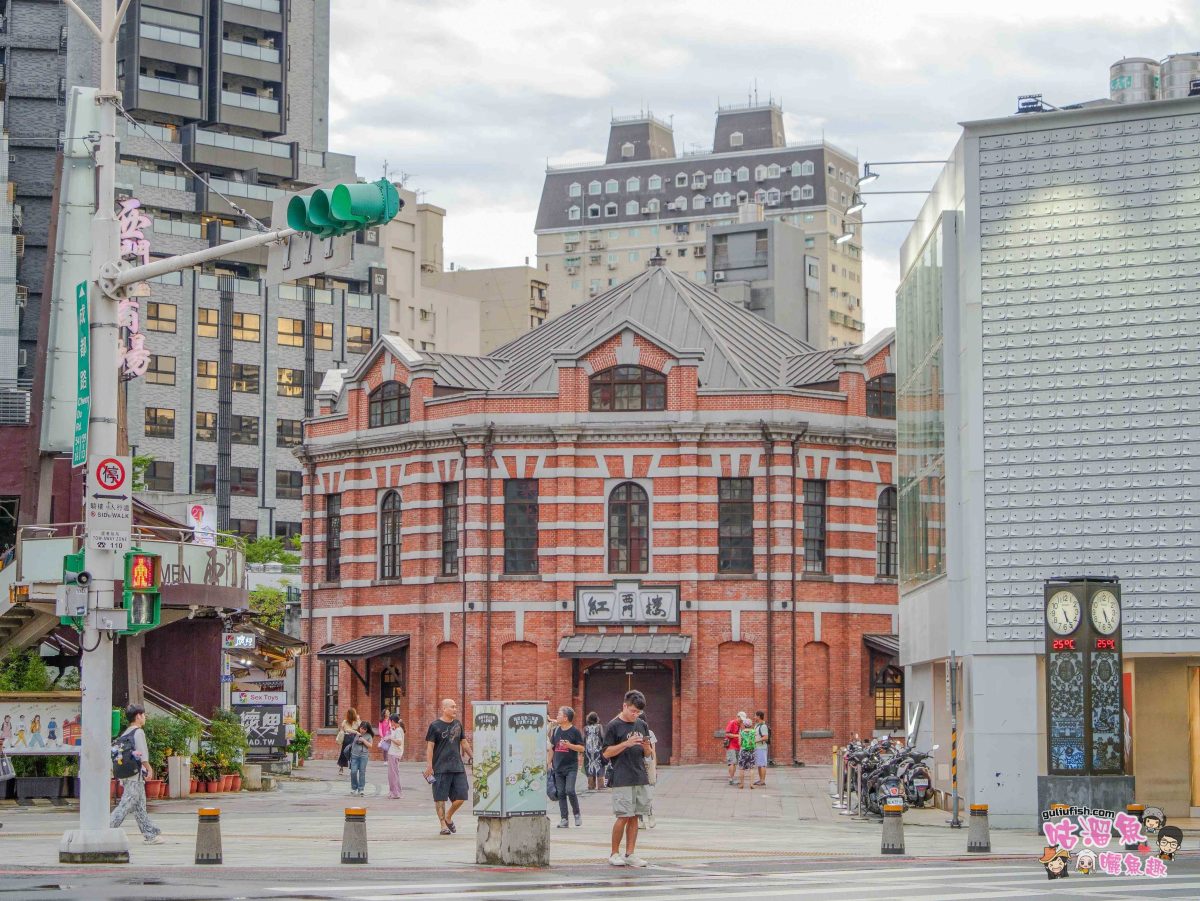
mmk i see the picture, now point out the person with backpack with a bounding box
[753,710,770,786]
[109,704,164,845]
[736,715,757,789]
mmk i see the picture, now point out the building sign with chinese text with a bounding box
[116,198,151,380]
[238,705,286,751]
[575,582,680,625]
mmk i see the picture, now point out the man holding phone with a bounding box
[601,689,652,867]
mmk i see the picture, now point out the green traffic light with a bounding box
[286,178,403,237]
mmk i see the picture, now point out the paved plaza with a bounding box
[1,760,1198,898]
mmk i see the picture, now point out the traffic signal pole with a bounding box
[59,0,129,863]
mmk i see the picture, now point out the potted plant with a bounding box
[288,727,313,767]
[230,761,243,792]
[207,707,248,794]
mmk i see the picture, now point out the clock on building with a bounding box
[1046,590,1082,635]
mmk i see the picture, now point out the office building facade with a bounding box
[535,102,864,349]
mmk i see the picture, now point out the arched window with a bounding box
[588,180,602,195]
[605,179,619,194]
[604,202,618,217]
[625,200,639,215]
[608,482,649,573]
[621,141,635,158]
[790,161,803,177]
[736,166,749,182]
[867,374,896,418]
[876,487,897,578]
[588,204,601,218]
[673,195,687,210]
[873,664,904,731]
[767,163,780,178]
[568,182,582,197]
[766,188,781,205]
[648,174,662,191]
[736,190,749,204]
[729,131,743,147]
[754,188,767,203]
[801,160,815,176]
[800,185,814,200]
[568,205,581,220]
[754,165,767,181]
[369,381,410,427]
[645,198,660,213]
[626,176,640,192]
[692,194,706,210]
[589,365,666,411]
[790,186,802,201]
[379,490,402,580]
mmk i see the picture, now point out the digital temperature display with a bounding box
[1096,638,1116,651]
[1052,638,1076,651]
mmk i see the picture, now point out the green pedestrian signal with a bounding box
[286,178,402,237]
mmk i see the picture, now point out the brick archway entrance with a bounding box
[584,659,673,764]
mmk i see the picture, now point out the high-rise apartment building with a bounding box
[535,101,864,348]
[31,0,385,540]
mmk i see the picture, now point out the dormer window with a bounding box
[568,205,581,220]
[754,165,767,181]
[621,141,635,158]
[589,180,602,196]
[626,176,640,192]
[569,182,582,197]
[802,160,814,176]
[625,200,639,215]
[674,173,688,188]
[648,174,662,191]
[604,202,618,217]
[730,131,743,147]
[589,365,666,412]
[588,204,601,218]
[369,381,410,427]
[767,163,780,179]
[736,166,749,182]
[605,179,619,194]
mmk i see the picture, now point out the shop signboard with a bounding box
[239,705,286,751]
[471,702,503,817]
[576,581,679,625]
[0,692,83,755]
[231,690,286,705]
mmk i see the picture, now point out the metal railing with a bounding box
[139,75,200,99]
[0,380,31,425]
[221,90,279,113]
[222,39,280,63]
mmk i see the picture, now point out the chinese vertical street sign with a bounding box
[85,455,131,552]
[116,198,151,380]
[72,282,90,467]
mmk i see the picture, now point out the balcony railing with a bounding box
[206,177,283,202]
[140,22,200,48]
[139,75,200,99]
[195,127,291,158]
[221,90,279,113]
[0,380,31,425]
[197,273,261,295]
[226,0,281,11]
[222,39,280,63]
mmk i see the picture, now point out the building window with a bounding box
[441,482,459,576]
[736,166,749,182]
[621,142,634,158]
[229,518,258,539]
[195,464,215,493]
[195,411,216,442]
[278,317,304,347]
[874,665,904,731]
[144,407,175,439]
[569,182,581,197]
[230,466,258,496]
[231,414,259,445]
[867,374,896,418]
[277,367,304,397]
[369,381,410,427]
[625,200,639,215]
[605,179,618,194]
[503,479,538,574]
[626,176,640,192]
[232,363,259,393]
[273,470,301,501]
[277,418,302,447]
[325,494,341,581]
[275,520,301,539]
[718,478,754,573]
[589,365,666,412]
[604,202,617,217]
[648,175,662,191]
[232,312,260,342]
[801,185,814,200]
[877,487,898,578]
[692,195,706,210]
[766,188,781,205]
[323,657,339,728]
[736,190,749,204]
[314,321,333,351]
[379,490,402,580]
[730,131,743,147]
[145,302,176,332]
[645,198,660,213]
[197,308,218,337]
[568,205,580,221]
[146,354,176,385]
[607,481,649,574]
[347,325,373,354]
[587,204,600,219]
[144,461,173,492]
[802,160,815,176]
[674,173,687,187]
[803,480,827,573]
[588,180,601,196]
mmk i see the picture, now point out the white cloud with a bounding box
[328,0,1199,336]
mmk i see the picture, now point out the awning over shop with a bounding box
[557,634,691,660]
[317,634,409,660]
[316,634,410,692]
[863,633,899,657]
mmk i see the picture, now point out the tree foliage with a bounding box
[249,585,287,631]
[243,536,300,565]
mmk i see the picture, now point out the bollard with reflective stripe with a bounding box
[195,807,222,865]
[881,804,905,855]
[342,807,368,864]
[968,804,991,852]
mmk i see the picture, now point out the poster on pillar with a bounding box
[471,702,502,816]
[500,702,549,817]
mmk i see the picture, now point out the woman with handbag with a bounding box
[335,707,361,776]
[384,713,405,798]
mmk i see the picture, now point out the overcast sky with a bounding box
[328,0,1197,338]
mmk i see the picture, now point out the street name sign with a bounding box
[85,455,131,552]
[72,282,90,467]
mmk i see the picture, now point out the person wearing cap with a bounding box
[1039,846,1069,879]
[724,710,746,785]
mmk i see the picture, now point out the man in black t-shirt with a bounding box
[423,698,473,835]
[601,689,652,867]
[547,706,585,828]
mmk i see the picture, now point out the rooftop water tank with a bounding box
[1109,57,1160,103]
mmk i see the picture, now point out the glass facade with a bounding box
[896,220,946,589]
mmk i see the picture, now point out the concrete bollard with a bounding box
[195,808,222,865]
[881,804,905,855]
[967,804,991,852]
[1123,804,1145,851]
[342,807,368,864]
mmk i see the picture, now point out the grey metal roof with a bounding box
[557,633,692,659]
[863,633,899,657]
[491,266,815,393]
[317,634,410,660]
[423,352,508,391]
[782,349,842,387]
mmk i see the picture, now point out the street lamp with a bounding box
[857,165,879,186]
[857,160,946,187]
[847,194,866,216]
[835,229,855,245]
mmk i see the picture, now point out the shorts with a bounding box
[725,748,739,765]
[432,771,469,802]
[754,747,768,767]
[612,784,653,818]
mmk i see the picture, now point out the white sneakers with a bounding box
[608,852,648,867]
[144,835,166,845]
[645,812,656,829]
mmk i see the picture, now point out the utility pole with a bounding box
[59,0,128,863]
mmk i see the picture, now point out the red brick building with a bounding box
[298,264,898,764]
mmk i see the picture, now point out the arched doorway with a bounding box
[584,660,673,764]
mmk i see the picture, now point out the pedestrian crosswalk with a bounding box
[266,860,1200,900]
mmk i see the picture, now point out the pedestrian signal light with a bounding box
[286,178,403,237]
[121,547,161,633]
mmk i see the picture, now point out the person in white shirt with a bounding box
[385,713,405,799]
[109,705,165,845]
